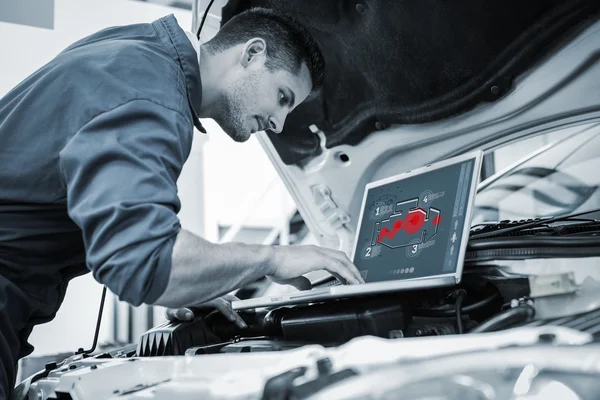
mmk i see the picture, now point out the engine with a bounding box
[14,258,600,400]
[133,256,600,358]
[15,230,600,399]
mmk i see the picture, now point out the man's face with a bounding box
[213,40,313,142]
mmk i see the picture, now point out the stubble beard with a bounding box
[214,74,261,143]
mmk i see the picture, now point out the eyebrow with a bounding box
[284,85,296,108]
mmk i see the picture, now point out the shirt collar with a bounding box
[153,15,206,133]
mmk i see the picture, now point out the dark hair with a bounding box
[204,7,325,90]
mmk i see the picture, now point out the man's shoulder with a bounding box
[55,21,188,115]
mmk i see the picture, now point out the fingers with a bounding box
[213,297,247,329]
[271,276,312,291]
[325,260,360,285]
[221,293,241,302]
[340,255,365,284]
[329,271,348,285]
[269,245,365,286]
[164,297,247,329]
[165,307,194,322]
[323,249,365,284]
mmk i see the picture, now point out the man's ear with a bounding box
[240,38,266,67]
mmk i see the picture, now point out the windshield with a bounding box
[472,123,600,225]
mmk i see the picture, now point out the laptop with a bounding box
[232,150,483,310]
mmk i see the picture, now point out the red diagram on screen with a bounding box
[372,198,441,249]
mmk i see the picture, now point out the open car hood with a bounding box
[193,0,600,253]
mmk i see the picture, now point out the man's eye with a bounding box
[279,92,288,105]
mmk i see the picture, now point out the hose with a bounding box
[455,289,467,334]
[470,304,535,333]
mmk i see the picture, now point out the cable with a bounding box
[470,208,600,240]
[565,229,600,236]
[468,236,600,249]
[470,304,535,334]
[455,289,467,334]
[413,292,500,317]
[196,0,216,40]
[76,286,107,355]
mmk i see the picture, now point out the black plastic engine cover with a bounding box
[137,296,411,356]
[278,297,411,342]
[137,318,221,357]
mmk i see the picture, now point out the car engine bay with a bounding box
[14,213,600,400]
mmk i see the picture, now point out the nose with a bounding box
[268,110,287,134]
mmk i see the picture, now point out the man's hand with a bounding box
[165,294,247,328]
[269,245,365,289]
[154,230,365,310]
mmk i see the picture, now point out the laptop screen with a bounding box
[353,156,477,283]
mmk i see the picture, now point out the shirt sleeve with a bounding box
[59,99,193,306]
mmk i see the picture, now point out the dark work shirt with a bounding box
[0,14,206,307]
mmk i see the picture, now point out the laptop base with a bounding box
[232,275,456,310]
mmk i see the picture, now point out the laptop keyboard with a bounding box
[313,278,342,289]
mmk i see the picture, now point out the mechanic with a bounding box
[0,8,364,398]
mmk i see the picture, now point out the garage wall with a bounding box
[0,0,55,29]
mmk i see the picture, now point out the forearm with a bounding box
[152,229,276,308]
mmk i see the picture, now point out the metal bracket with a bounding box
[312,184,350,230]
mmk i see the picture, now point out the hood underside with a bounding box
[221,0,600,165]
